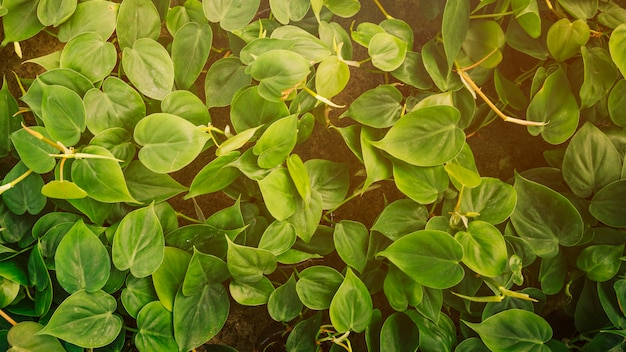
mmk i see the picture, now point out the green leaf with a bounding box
[55,220,110,293]
[539,251,567,295]
[38,290,122,348]
[392,159,448,204]
[202,0,260,31]
[368,32,408,72]
[372,105,465,166]
[305,159,349,210]
[10,127,56,174]
[248,50,311,102]
[445,143,481,189]
[226,237,276,283]
[41,84,85,146]
[182,248,229,296]
[559,0,598,19]
[323,0,360,17]
[253,115,298,168]
[371,199,429,241]
[36,0,75,27]
[339,85,403,128]
[511,0,541,38]
[609,79,626,127]
[112,204,165,278]
[577,244,624,282]
[84,76,146,135]
[258,167,298,221]
[258,220,297,256]
[1,77,20,158]
[268,274,302,322]
[0,277,20,308]
[229,277,274,305]
[124,161,188,203]
[527,67,579,144]
[269,0,309,24]
[0,0,44,46]
[464,309,552,351]
[166,0,206,36]
[315,55,349,98]
[610,23,626,79]
[287,188,323,242]
[2,161,45,215]
[562,122,622,198]
[461,20,505,68]
[454,221,508,277]
[271,25,332,63]
[460,177,517,225]
[57,1,119,42]
[511,173,584,257]
[377,230,464,289]
[285,312,322,352]
[60,32,116,83]
[383,264,423,311]
[590,180,626,227]
[90,127,135,167]
[134,113,211,173]
[215,125,262,156]
[441,0,469,69]
[494,69,528,110]
[186,152,240,198]
[7,322,65,352]
[173,284,229,351]
[204,57,251,108]
[134,301,178,352]
[122,38,174,100]
[152,247,191,311]
[329,268,373,333]
[350,22,385,47]
[115,0,160,49]
[391,51,433,90]
[172,22,213,90]
[121,276,159,319]
[161,90,211,127]
[546,18,590,61]
[380,313,420,352]
[71,145,137,203]
[333,220,369,274]
[580,46,617,109]
[231,86,289,133]
[295,266,343,310]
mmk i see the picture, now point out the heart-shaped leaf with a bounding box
[116,0,160,49]
[590,180,626,227]
[135,301,178,352]
[454,221,508,277]
[373,105,465,166]
[122,38,174,100]
[60,32,116,83]
[112,204,165,278]
[172,22,212,90]
[377,230,464,289]
[329,268,373,333]
[38,290,122,348]
[546,18,590,61]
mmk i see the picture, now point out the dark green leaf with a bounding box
[204,58,251,108]
[84,77,145,135]
[134,301,178,352]
[590,180,626,227]
[226,237,276,282]
[295,265,343,310]
[333,220,369,273]
[268,274,302,322]
[339,85,402,128]
[577,244,624,282]
[152,247,191,311]
[511,173,584,257]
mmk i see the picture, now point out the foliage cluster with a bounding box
[2,0,626,351]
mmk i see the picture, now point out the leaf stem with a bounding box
[456,70,546,126]
[372,0,393,19]
[469,10,514,19]
[123,325,139,333]
[0,169,33,195]
[0,309,18,326]
[301,86,345,108]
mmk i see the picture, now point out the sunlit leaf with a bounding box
[122,38,174,100]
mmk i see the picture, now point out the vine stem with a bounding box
[0,309,18,326]
[469,10,514,19]
[0,169,33,195]
[456,69,546,127]
[372,0,393,19]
